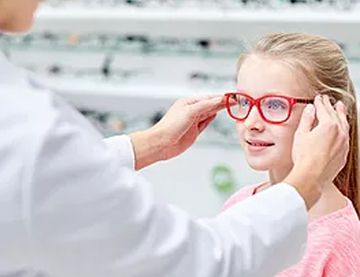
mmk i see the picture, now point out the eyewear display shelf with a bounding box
[31,4,360,112]
[36,5,360,40]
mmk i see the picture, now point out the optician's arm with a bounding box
[26,105,307,277]
[0,89,307,277]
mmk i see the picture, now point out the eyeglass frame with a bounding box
[224,91,314,124]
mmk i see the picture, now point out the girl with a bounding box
[223,32,360,276]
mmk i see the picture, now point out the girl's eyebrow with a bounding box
[236,89,291,97]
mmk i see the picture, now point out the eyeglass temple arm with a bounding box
[296,99,314,104]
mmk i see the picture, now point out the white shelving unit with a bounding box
[31,4,360,111]
[35,6,360,41]
[35,77,218,112]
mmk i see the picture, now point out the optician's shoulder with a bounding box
[0,67,104,184]
[1,73,102,143]
[0,55,99,136]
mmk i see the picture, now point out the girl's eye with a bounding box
[239,98,249,107]
[265,99,287,110]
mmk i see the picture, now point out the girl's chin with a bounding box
[246,157,275,171]
[247,158,294,173]
[249,164,270,171]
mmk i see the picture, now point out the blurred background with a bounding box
[2,0,360,217]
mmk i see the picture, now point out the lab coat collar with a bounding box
[0,51,29,87]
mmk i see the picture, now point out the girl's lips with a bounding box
[246,139,275,147]
[245,139,275,153]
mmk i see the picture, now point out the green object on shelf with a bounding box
[211,164,235,194]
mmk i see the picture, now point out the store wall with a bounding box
[141,144,266,217]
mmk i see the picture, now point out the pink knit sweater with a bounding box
[223,184,360,277]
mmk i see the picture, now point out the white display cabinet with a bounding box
[29,2,360,110]
[36,5,360,42]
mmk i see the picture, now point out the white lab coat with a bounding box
[0,52,308,277]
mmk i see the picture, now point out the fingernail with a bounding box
[315,95,322,102]
[338,101,348,115]
[305,104,315,114]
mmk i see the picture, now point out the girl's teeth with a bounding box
[248,141,273,146]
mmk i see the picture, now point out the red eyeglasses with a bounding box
[224,92,314,124]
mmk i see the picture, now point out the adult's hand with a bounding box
[285,95,350,209]
[130,95,225,170]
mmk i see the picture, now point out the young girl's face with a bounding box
[236,55,311,174]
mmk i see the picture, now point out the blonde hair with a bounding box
[237,32,359,216]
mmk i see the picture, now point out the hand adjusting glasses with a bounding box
[224,91,314,124]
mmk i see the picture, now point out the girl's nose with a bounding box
[243,106,265,132]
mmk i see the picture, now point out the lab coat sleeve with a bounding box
[103,135,135,169]
[22,96,307,277]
